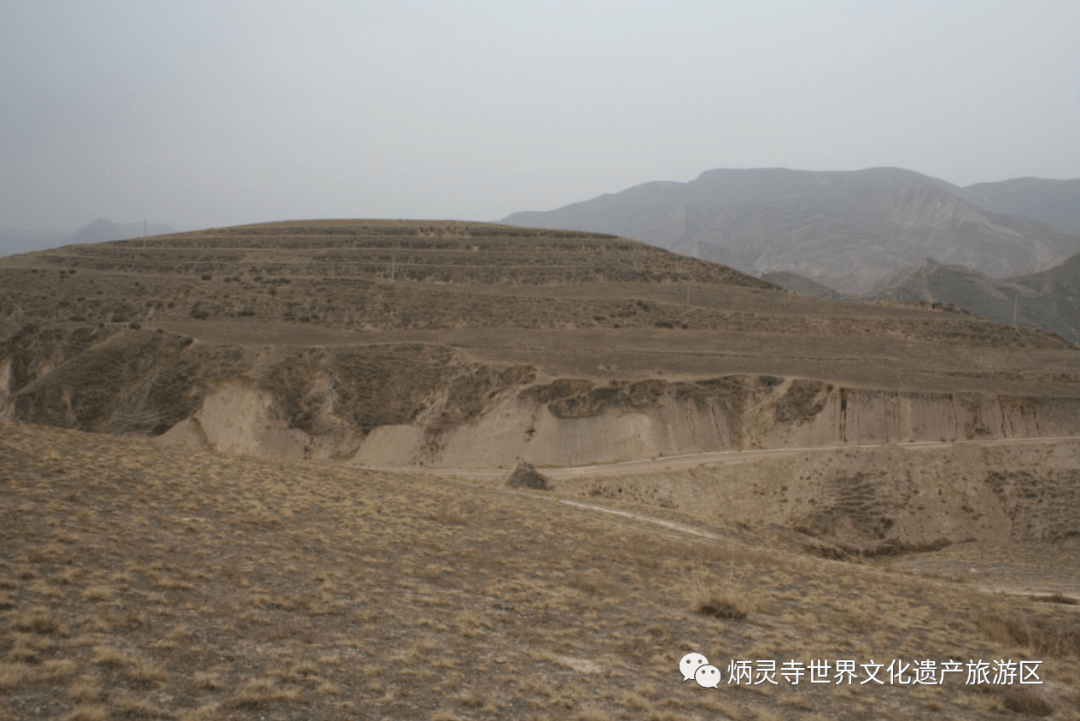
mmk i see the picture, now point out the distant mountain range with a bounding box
[503,167,1080,295]
[759,271,845,300]
[756,253,1080,346]
[964,177,1080,236]
[863,256,1080,346]
[0,227,68,257]
[0,219,177,257]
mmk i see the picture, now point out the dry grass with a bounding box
[978,613,1080,661]
[63,705,108,721]
[115,695,175,718]
[687,563,758,620]
[68,677,104,702]
[1,418,1079,720]
[1001,686,1055,716]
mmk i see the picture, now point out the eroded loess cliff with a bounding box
[4,321,1079,545]
[4,323,1079,466]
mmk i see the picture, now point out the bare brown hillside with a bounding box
[0,219,1067,344]
[2,219,1079,548]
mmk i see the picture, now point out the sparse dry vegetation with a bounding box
[2,219,1080,719]
[687,563,758,620]
[1,418,1077,719]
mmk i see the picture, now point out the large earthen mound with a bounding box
[506,462,550,490]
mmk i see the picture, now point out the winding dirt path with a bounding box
[417,436,1080,602]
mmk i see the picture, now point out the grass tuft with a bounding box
[68,677,104,701]
[1031,592,1078,606]
[979,613,1080,660]
[10,606,64,634]
[1001,686,1054,717]
[116,695,176,718]
[687,564,757,620]
[63,705,109,721]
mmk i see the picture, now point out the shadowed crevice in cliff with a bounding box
[5,324,1080,467]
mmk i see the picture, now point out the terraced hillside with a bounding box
[2,219,770,291]
[0,219,1067,341]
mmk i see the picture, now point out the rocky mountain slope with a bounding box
[503,167,1080,294]
[860,255,1080,346]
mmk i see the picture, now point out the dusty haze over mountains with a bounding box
[965,178,1080,236]
[503,166,1080,294]
[502,166,1080,344]
[2,2,1080,233]
[1,220,177,257]
[859,257,1080,347]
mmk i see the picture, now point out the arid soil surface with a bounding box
[2,219,1079,717]
[2,419,1078,720]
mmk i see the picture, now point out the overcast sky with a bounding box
[2,0,1079,234]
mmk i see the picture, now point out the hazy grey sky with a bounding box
[2,0,1079,233]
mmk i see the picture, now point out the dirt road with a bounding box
[358,435,1080,479]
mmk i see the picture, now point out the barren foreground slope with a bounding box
[2,420,1078,720]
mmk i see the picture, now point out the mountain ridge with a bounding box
[503,167,1080,294]
[964,177,1080,236]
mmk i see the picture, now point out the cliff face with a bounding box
[5,322,1079,545]
[4,324,1078,468]
[352,376,1080,468]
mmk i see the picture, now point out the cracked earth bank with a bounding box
[5,322,1080,551]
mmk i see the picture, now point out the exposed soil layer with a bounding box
[3,219,1078,548]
